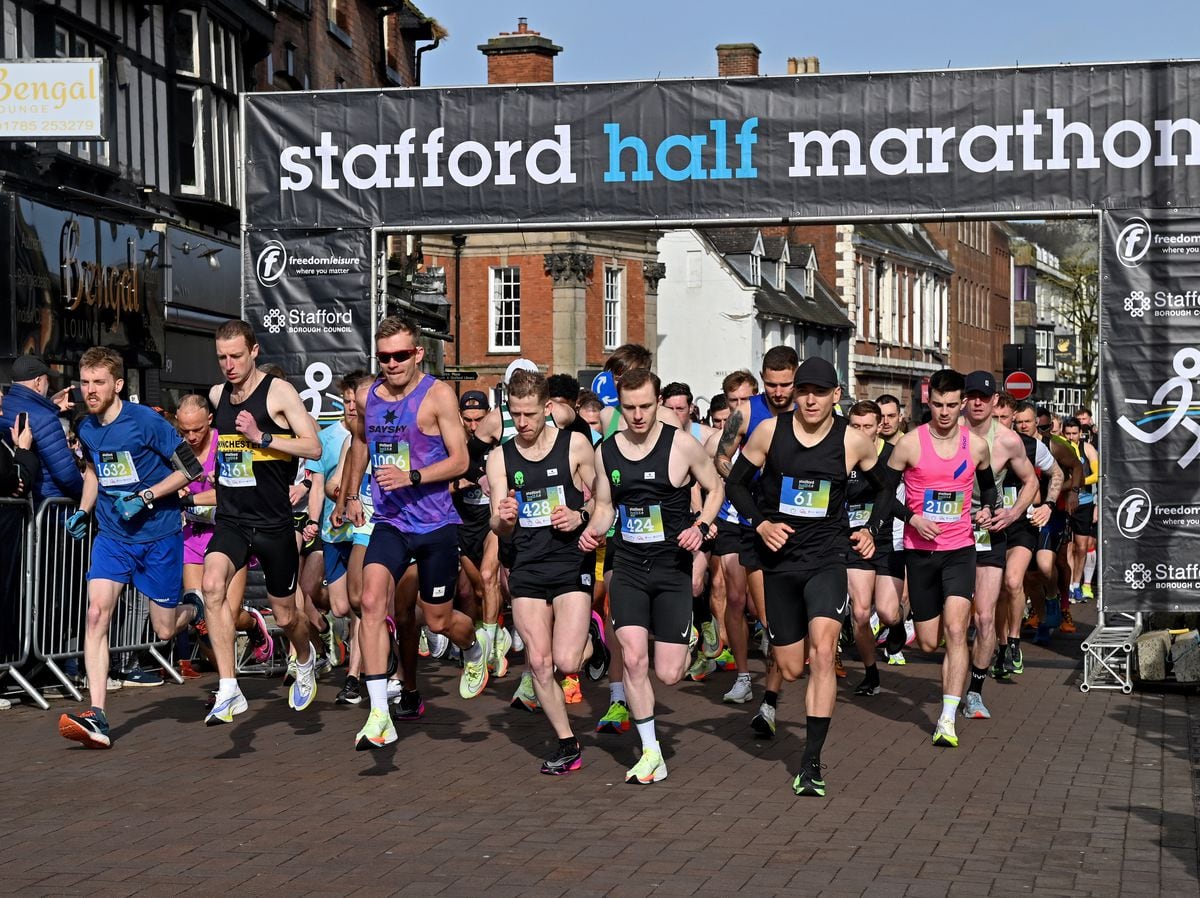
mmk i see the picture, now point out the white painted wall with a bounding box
[656,230,758,412]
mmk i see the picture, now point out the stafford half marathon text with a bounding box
[277,109,1200,192]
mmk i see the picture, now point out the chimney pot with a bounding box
[479,20,563,85]
[517,17,528,33]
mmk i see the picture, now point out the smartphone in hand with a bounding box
[16,412,28,431]
[70,386,84,406]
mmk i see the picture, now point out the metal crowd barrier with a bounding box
[0,497,46,709]
[26,498,183,705]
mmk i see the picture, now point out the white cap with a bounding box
[503,358,539,384]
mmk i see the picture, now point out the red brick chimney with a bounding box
[716,43,760,77]
[479,17,562,84]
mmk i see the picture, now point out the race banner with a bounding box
[243,229,371,419]
[243,60,1200,231]
[1101,209,1200,611]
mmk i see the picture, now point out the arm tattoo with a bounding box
[715,411,743,477]
[1046,463,1064,505]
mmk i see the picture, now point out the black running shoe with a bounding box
[792,762,826,797]
[585,613,610,682]
[853,676,881,697]
[336,675,363,705]
[390,689,425,722]
[540,740,583,776]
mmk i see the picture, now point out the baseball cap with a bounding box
[792,357,839,390]
[11,354,49,380]
[964,370,996,397]
[503,358,538,385]
[459,390,489,412]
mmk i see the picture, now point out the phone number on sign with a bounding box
[0,119,97,132]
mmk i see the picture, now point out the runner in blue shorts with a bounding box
[59,347,205,749]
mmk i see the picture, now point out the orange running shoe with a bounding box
[561,674,582,704]
[1060,610,1077,634]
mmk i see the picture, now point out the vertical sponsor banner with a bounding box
[243,229,372,419]
[1101,209,1200,611]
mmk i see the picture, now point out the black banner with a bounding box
[244,61,1200,230]
[1101,209,1200,611]
[242,229,371,418]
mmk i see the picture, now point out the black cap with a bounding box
[964,370,996,397]
[792,357,839,390]
[459,390,489,412]
[11,355,49,380]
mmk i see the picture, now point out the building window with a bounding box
[328,0,352,45]
[489,266,521,352]
[173,10,199,77]
[749,252,761,286]
[175,86,205,194]
[604,267,623,351]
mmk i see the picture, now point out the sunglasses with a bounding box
[377,349,418,364]
[1036,423,1051,432]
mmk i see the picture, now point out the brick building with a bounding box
[422,20,659,392]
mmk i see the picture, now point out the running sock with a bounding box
[736,672,751,685]
[969,666,987,697]
[610,681,626,704]
[364,674,389,712]
[217,677,239,699]
[692,593,709,626]
[940,694,960,724]
[862,664,880,685]
[559,735,580,750]
[800,716,830,768]
[1084,550,1097,585]
[633,716,659,755]
[484,622,498,644]
[764,690,779,709]
[1069,581,1080,593]
[464,640,484,664]
[1008,637,1021,653]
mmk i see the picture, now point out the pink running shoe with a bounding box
[246,607,274,664]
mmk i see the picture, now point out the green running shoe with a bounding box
[701,620,723,659]
[625,747,668,784]
[595,699,630,733]
[355,707,397,751]
[792,762,826,797]
[712,647,737,671]
[459,646,489,699]
[932,718,959,748]
[510,671,540,712]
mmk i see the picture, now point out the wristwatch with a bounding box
[140,489,155,509]
[579,509,591,527]
[409,468,422,486]
[259,432,274,449]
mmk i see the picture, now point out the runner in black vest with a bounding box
[488,370,600,776]
[579,369,724,785]
[202,320,321,726]
[725,357,892,798]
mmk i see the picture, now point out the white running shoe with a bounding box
[723,675,753,704]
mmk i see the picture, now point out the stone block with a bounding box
[1134,630,1171,681]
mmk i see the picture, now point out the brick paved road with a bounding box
[2,604,1197,897]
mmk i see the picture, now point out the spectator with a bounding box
[0,392,36,497]
[1,355,83,502]
[0,394,35,677]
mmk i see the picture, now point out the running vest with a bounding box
[757,415,850,571]
[1003,431,1041,536]
[717,394,780,526]
[846,438,893,531]
[502,428,586,566]
[970,419,1008,551]
[364,374,460,533]
[183,429,219,532]
[214,374,298,528]
[453,434,493,522]
[903,424,974,552]
[601,423,692,563]
[1074,441,1095,504]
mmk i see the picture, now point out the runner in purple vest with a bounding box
[337,316,475,752]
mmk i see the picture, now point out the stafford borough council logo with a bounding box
[1123,290,1151,318]
[1124,563,1151,591]
[263,309,287,334]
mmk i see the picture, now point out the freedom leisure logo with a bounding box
[255,239,359,288]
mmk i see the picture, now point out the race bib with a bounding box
[618,503,665,543]
[185,503,216,526]
[372,440,410,471]
[97,450,139,488]
[922,489,964,523]
[847,502,872,528]
[975,525,992,551]
[1003,486,1017,509]
[779,477,831,518]
[218,435,256,487]
[462,485,490,506]
[518,485,566,527]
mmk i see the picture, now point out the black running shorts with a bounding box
[847,543,906,579]
[608,551,693,645]
[1004,521,1038,554]
[1070,503,1097,538]
[363,522,460,605]
[509,552,597,602]
[905,546,976,622]
[207,519,299,599]
[712,518,743,558]
[973,526,1008,569]
[762,565,849,647]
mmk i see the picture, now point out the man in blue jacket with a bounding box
[2,354,83,502]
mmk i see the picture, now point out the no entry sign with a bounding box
[1004,371,1034,400]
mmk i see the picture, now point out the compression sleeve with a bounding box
[861,463,898,538]
[726,453,766,526]
[976,464,1001,512]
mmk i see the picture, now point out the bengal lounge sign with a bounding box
[243,60,1200,229]
[0,59,104,140]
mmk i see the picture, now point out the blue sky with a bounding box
[421,0,1200,85]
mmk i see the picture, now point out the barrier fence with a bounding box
[3,497,182,709]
